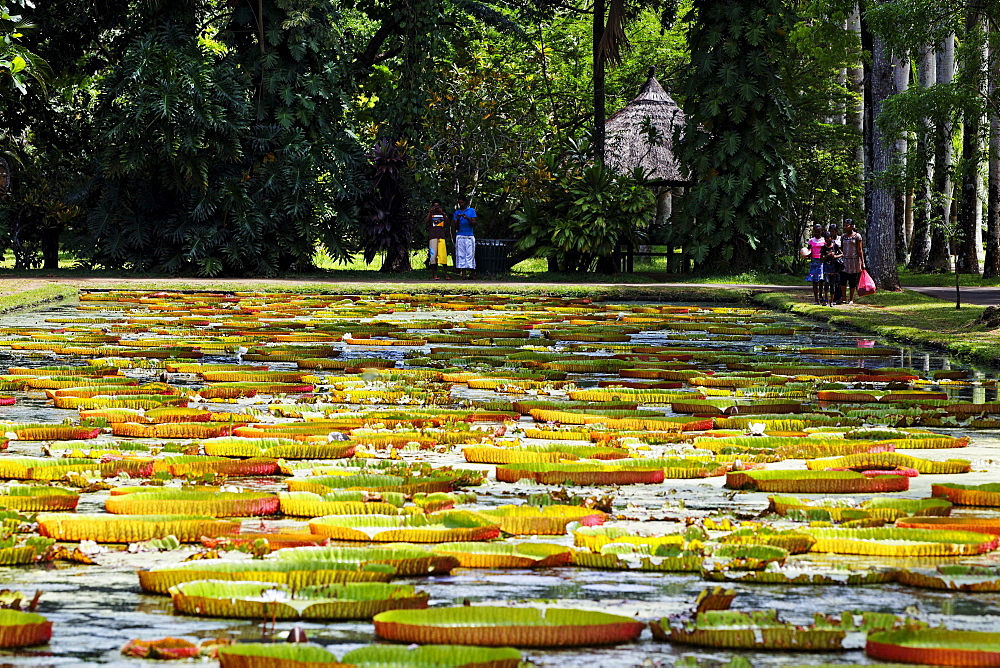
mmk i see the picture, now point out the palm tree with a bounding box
[592,0,677,162]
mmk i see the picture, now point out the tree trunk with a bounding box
[655,187,672,227]
[956,106,983,273]
[42,232,59,270]
[985,43,1000,278]
[593,0,606,162]
[956,10,983,274]
[846,3,865,214]
[864,11,899,290]
[380,244,412,273]
[892,54,910,264]
[909,44,935,270]
[928,33,956,271]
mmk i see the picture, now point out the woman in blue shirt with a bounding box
[453,196,477,279]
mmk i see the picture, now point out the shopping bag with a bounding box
[857,269,876,297]
[437,238,448,266]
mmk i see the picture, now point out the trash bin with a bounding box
[475,239,514,275]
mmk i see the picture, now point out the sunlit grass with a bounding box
[754,289,1000,365]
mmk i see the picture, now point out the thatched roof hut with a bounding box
[605,67,689,186]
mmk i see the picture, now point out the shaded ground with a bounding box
[907,286,999,306]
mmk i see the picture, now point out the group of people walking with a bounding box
[425,196,477,280]
[804,219,866,306]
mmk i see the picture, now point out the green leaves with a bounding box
[673,0,796,272]
[81,1,363,276]
[510,144,653,272]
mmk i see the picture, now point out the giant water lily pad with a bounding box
[170,580,428,619]
[269,545,461,577]
[217,642,522,668]
[0,609,51,648]
[768,495,950,522]
[895,516,1000,535]
[726,470,909,494]
[341,644,522,667]
[308,511,500,542]
[572,526,685,551]
[495,462,665,485]
[571,542,703,572]
[866,628,1000,665]
[0,486,79,512]
[278,492,402,517]
[932,483,1000,507]
[38,514,239,543]
[653,609,906,651]
[475,504,605,535]
[287,473,455,495]
[703,560,896,586]
[896,564,1000,592]
[373,606,645,647]
[652,609,846,650]
[803,527,999,557]
[105,490,279,517]
[431,542,572,568]
[138,559,397,595]
[217,643,348,668]
[807,452,970,475]
[703,544,789,571]
[719,526,816,554]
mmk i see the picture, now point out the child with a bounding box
[804,224,826,304]
[821,231,843,306]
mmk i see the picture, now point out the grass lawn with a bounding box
[753,289,1000,366]
[4,247,992,289]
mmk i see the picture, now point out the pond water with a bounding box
[0,292,995,667]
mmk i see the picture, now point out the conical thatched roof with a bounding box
[605,68,689,186]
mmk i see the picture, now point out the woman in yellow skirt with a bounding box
[426,200,449,279]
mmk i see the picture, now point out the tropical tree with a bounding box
[76,0,363,276]
[592,0,678,160]
[357,139,413,272]
[672,0,797,272]
[511,140,654,272]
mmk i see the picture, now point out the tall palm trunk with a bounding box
[892,54,910,264]
[956,9,984,274]
[846,3,865,214]
[908,44,935,270]
[985,43,1000,278]
[593,0,606,162]
[928,33,956,271]
[864,7,899,290]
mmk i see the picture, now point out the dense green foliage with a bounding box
[1,0,995,278]
[79,1,363,276]
[511,142,654,272]
[673,0,796,271]
[0,0,45,95]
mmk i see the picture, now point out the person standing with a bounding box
[821,231,843,307]
[828,222,844,303]
[840,219,866,305]
[426,200,449,279]
[453,195,477,279]
[804,224,827,305]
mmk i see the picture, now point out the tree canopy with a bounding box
[0,0,997,282]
